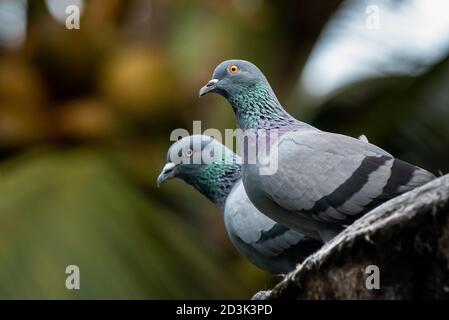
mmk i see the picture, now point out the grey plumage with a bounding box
[200,59,436,241]
[358,134,368,143]
[157,135,322,274]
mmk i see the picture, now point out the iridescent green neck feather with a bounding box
[228,83,298,130]
[181,148,241,211]
[190,161,241,211]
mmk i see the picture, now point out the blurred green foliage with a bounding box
[0,149,265,298]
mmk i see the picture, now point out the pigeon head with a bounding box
[199,59,270,99]
[199,60,295,130]
[157,135,241,208]
[157,135,215,186]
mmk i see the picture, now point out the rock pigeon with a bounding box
[199,59,436,241]
[157,135,322,274]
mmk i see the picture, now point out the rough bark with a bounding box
[253,174,449,300]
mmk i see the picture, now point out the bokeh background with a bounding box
[0,0,448,299]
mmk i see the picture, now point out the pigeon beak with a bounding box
[157,162,176,187]
[199,79,219,97]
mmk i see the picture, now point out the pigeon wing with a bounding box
[263,130,435,224]
[224,182,317,257]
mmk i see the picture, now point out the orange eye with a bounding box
[229,65,239,74]
[185,148,193,157]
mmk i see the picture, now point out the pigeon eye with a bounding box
[229,65,239,74]
[185,148,193,157]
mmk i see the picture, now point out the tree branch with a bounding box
[253,174,449,299]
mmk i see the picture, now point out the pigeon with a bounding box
[199,59,436,241]
[157,135,322,274]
